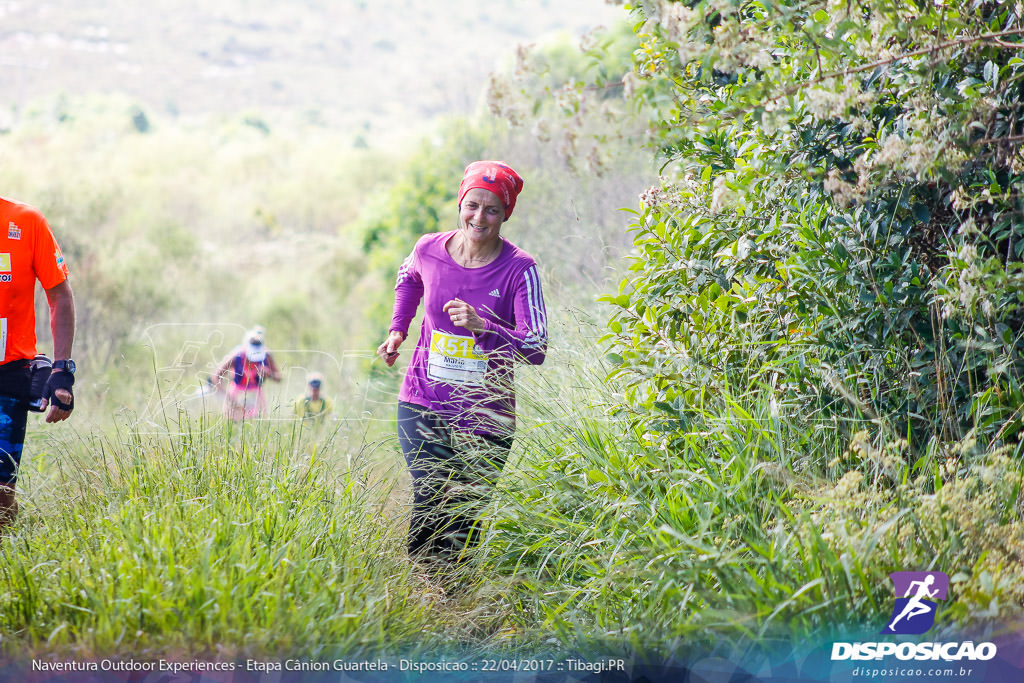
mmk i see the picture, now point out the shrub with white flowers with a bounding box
[589,0,1024,455]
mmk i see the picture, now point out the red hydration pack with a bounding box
[232,353,265,389]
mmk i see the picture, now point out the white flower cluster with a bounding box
[873,135,908,167]
[513,42,533,82]
[530,117,551,143]
[485,73,526,127]
[553,81,585,117]
[855,133,933,182]
[578,27,600,54]
[708,19,775,72]
[1012,152,1024,175]
[660,1,699,43]
[802,83,877,130]
[582,144,607,176]
[825,121,970,208]
[558,125,578,160]
[710,174,737,213]
[639,174,705,212]
[951,187,971,213]
[622,70,640,101]
[823,168,866,207]
[941,243,995,319]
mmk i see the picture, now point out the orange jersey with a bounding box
[0,197,69,364]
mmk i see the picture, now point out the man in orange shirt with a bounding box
[0,196,76,526]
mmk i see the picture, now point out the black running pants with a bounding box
[396,401,512,562]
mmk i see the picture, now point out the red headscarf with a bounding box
[457,161,524,220]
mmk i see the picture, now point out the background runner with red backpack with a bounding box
[212,326,281,421]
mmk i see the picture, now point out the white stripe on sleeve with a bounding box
[523,265,548,347]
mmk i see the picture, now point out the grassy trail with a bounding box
[4,416,453,659]
[1,323,1022,664]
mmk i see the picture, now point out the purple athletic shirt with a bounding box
[389,230,548,437]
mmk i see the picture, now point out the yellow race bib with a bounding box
[427,330,487,385]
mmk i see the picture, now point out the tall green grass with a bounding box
[471,311,1024,658]
[1,310,1021,661]
[2,414,440,659]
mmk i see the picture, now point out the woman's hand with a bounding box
[443,298,485,333]
[377,330,406,367]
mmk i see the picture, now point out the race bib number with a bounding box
[427,330,487,385]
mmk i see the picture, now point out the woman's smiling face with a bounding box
[458,187,505,248]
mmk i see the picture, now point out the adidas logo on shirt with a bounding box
[488,289,501,297]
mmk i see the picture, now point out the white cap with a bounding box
[243,328,267,362]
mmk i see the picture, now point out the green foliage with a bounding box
[354,118,489,260]
[4,312,1021,659]
[478,322,1024,652]
[131,107,150,134]
[0,95,396,409]
[487,21,646,175]
[600,0,1024,453]
[4,419,434,657]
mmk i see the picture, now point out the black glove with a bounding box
[45,370,75,411]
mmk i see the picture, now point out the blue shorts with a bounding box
[0,360,30,486]
[0,396,27,486]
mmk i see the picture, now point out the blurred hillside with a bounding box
[0,0,623,141]
[0,1,654,417]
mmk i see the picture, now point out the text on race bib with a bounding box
[427,330,487,385]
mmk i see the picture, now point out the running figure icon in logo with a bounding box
[884,571,949,635]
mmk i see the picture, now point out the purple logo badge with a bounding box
[883,571,949,635]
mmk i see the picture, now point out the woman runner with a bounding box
[377,160,547,565]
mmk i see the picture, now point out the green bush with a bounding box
[598,0,1024,454]
[476,316,1024,654]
